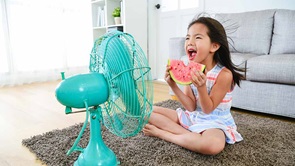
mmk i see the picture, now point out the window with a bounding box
[0,0,92,86]
[180,0,199,10]
[0,1,9,73]
[162,0,199,12]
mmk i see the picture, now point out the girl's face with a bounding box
[185,23,218,64]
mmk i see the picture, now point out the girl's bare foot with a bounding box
[143,124,161,137]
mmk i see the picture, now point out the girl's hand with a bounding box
[165,65,176,86]
[191,69,207,88]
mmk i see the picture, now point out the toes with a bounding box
[144,123,153,129]
[145,123,152,128]
[142,124,154,136]
[142,128,150,136]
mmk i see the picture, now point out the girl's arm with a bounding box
[165,65,196,111]
[192,68,232,114]
[170,84,196,112]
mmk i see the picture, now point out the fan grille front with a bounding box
[90,31,153,138]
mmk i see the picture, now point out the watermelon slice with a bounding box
[168,59,206,85]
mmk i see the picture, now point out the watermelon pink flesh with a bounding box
[168,59,206,85]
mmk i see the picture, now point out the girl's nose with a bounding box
[187,38,195,46]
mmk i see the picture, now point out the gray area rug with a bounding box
[22,99,295,166]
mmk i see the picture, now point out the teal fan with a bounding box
[55,31,153,166]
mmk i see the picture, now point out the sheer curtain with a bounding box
[0,0,92,87]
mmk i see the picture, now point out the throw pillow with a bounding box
[270,9,295,54]
[215,10,275,55]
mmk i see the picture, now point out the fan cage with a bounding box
[89,31,153,138]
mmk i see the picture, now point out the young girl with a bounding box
[143,17,244,155]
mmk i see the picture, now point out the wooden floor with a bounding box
[0,80,171,166]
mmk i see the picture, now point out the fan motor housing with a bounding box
[55,72,108,108]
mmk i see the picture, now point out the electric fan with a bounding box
[55,30,153,166]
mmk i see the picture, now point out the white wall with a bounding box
[203,0,295,13]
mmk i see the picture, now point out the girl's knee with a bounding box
[201,140,225,155]
[148,112,158,122]
[207,142,225,155]
[198,129,226,155]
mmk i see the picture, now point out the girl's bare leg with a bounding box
[147,106,190,134]
[143,106,226,155]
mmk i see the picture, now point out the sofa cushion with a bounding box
[231,53,258,67]
[215,10,275,55]
[231,53,258,78]
[246,54,295,85]
[270,9,295,54]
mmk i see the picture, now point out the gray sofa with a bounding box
[168,9,295,118]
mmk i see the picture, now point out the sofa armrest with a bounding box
[169,37,186,60]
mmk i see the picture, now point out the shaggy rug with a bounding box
[22,99,295,166]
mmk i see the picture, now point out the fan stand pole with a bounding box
[74,106,119,166]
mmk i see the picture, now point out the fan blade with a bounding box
[105,35,141,116]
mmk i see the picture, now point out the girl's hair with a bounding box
[187,17,244,87]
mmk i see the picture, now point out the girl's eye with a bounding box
[196,37,201,39]
[185,37,189,40]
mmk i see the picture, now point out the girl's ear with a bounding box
[210,42,220,53]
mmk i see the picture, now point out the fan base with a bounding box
[74,151,118,166]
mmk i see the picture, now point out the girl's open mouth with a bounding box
[187,48,197,60]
